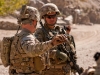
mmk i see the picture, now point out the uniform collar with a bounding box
[21,28,34,35]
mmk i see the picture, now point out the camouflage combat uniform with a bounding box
[9,29,54,75]
[9,5,54,75]
[35,3,71,75]
[35,25,71,75]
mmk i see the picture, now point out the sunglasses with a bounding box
[45,14,57,19]
[88,72,94,75]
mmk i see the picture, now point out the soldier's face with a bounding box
[44,12,57,29]
[31,20,37,32]
[21,20,37,33]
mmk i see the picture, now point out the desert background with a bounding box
[0,0,100,75]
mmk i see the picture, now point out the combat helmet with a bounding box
[18,5,40,24]
[40,3,61,18]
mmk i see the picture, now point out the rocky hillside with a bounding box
[0,0,100,30]
[28,0,100,10]
[28,0,100,15]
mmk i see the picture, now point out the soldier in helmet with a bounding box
[9,5,68,75]
[35,3,71,75]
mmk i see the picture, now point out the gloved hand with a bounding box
[70,62,73,66]
[51,34,67,46]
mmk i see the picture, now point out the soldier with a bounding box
[94,52,100,75]
[9,5,67,75]
[35,3,71,75]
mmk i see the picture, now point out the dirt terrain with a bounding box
[71,24,100,69]
[0,24,100,75]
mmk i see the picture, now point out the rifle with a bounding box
[57,29,83,75]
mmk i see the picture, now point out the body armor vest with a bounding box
[10,34,35,73]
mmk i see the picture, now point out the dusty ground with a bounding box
[71,24,100,69]
[0,24,100,75]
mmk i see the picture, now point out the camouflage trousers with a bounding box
[42,68,71,75]
[10,73,39,75]
[9,68,40,75]
[42,64,71,75]
[9,64,72,75]
[9,69,71,75]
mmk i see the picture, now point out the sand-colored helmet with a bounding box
[40,3,61,18]
[18,5,40,24]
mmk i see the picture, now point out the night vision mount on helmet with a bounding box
[18,5,40,24]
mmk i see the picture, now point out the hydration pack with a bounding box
[1,36,14,67]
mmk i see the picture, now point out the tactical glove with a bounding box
[51,34,67,46]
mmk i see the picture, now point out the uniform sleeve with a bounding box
[21,34,54,57]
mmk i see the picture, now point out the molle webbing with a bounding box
[10,34,35,73]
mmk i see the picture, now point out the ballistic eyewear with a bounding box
[45,14,57,19]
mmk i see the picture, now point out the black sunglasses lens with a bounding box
[46,15,56,19]
[47,16,52,19]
